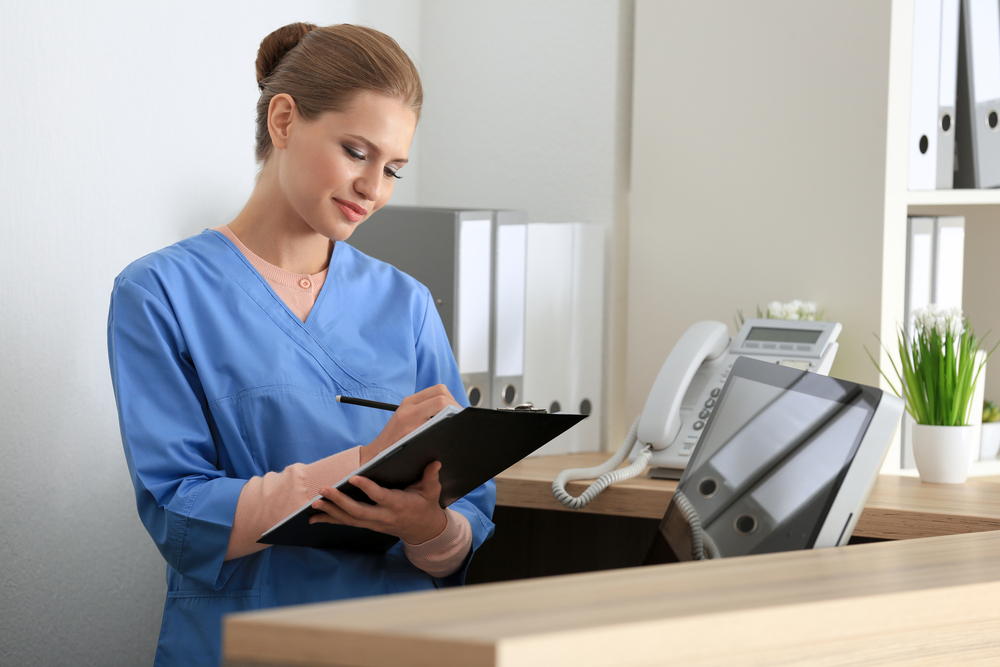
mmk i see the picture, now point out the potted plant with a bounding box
[870,305,993,484]
[981,400,1000,460]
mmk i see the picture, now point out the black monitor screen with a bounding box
[678,357,879,557]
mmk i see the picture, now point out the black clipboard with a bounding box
[258,406,587,553]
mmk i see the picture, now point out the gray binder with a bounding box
[955,0,1000,188]
[349,206,495,408]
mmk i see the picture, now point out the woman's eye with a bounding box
[344,145,365,160]
[384,167,403,180]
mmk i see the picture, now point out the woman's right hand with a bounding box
[359,384,460,466]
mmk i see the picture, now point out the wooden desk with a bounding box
[224,530,1000,667]
[498,454,1000,539]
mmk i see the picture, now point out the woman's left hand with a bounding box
[309,460,447,545]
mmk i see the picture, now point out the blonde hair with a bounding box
[254,23,422,162]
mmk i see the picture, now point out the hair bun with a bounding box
[256,22,317,88]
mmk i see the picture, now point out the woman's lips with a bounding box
[334,199,367,223]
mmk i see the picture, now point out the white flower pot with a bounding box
[981,422,1000,460]
[911,424,978,484]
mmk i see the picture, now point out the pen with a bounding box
[335,395,400,412]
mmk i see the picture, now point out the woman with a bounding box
[108,23,495,666]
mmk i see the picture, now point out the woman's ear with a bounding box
[268,94,297,150]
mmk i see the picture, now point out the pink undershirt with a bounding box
[217,225,472,577]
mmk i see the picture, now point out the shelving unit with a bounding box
[880,0,1000,476]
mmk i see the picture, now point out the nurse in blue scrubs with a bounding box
[107,23,495,666]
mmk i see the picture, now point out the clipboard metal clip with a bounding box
[497,402,547,413]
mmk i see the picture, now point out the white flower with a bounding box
[912,304,964,339]
[934,315,948,338]
[765,299,820,321]
[948,307,965,337]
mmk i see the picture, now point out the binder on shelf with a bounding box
[523,222,606,456]
[349,206,495,407]
[904,216,965,338]
[492,211,528,409]
[908,0,960,190]
[955,0,1000,188]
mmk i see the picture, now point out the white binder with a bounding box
[523,222,605,456]
[909,0,960,190]
[955,0,1000,188]
[492,211,528,409]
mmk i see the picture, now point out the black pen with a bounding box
[335,395,400,412]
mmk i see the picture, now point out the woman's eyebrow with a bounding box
[346,134,409,164]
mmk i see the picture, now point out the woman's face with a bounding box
[274,92,417,242]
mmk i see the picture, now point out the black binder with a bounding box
[258,407,586,552]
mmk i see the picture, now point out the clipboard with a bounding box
[258,406,587,552]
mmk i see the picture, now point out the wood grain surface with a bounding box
[224,530,1000,667]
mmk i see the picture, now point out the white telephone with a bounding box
[553,318,841,509]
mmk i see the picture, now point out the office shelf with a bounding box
[906,188,1000,208]
[880,0,1000,476]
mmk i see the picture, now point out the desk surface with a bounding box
[224,530,1000,667]
[496,454,1000,539]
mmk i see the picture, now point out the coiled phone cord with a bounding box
[670,489,719,560]
[551,416,720,560]
[552,416,652,510]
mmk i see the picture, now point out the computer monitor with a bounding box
[647,356,903,562]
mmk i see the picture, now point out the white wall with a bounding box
[417,0,635,445]
[0,2,419,664]
[627,1,892,420]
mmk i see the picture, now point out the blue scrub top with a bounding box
[108,230,496,667]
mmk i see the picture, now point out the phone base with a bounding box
[646,466,684,481]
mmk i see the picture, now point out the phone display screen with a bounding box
[744,326,823,344]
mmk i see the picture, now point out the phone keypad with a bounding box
[678,362,730,459]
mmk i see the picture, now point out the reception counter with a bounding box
[224,529,1000,666]
[224,456,1000,666]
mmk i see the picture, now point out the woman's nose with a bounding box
[354,167,381,202]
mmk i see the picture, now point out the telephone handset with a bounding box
[636,321,730,453]
[553,318,841,509]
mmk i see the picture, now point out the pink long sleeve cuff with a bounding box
[226,447,362,560]
[226,448,473,577]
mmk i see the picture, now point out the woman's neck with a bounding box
[227,169,332,275]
